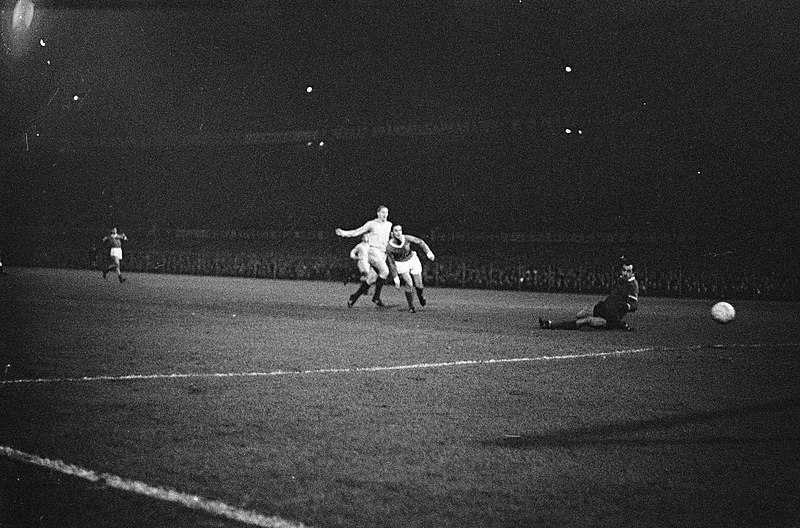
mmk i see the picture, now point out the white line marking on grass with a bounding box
[0,445,311,528]
[3,343,798,386]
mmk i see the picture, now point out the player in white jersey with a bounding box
[336,205,392,307]
[349,236,376,284]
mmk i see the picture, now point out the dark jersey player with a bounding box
[385,224,435,313]
[539,258,639,331]
[102,227,128,283]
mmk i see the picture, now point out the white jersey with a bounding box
[341,219,392,252]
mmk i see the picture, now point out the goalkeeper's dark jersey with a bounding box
[606,275,639,314]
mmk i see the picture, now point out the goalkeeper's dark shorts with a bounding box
[593,300,623,328]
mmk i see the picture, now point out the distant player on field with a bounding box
[539,257,639,330]
[386,224,435,313]
[336,205,392,307]
[102,227,128,283]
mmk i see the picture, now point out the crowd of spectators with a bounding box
[3,229,798,301]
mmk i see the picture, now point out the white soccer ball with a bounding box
[711,301,735,324]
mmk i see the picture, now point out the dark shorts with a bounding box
[593,301,607,318]
[594,300,622,328]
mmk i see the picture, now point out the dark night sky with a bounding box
[1,0,798,234]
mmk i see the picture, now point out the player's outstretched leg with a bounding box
[348,282,370,308]
[540,317,578,330]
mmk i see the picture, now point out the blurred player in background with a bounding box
[336,205,392,308]
[349,235,376,284]
[539,257,639,330]
[386,224,435,313]
[102,227,128,283]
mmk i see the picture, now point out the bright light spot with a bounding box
[578,130,583,134]
[565,66,572,72]
[39,39,45,46]
[319,141,324,147]
[306,86,313,93]
[73,95,79,101]
[565,128,572,134]
[46,60,51,65]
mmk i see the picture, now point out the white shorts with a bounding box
[110,247,123,260]
[395,252,422,276]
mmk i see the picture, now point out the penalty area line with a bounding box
[1,348,657,385]
[3,343,798,386]
[0,445,311,528]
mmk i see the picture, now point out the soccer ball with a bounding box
[711,301,735,324]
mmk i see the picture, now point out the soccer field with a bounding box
[1,268,799,528]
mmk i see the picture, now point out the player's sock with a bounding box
[550,320,578,330]
[352,282,369,299]
[405,292,416,312]
[415,287,426,306]
[372,278,384,302]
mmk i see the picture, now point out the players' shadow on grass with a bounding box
[486,397,800,449]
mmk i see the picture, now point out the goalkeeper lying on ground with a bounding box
[539,257,639,331]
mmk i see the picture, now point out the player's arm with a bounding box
[384,244,402,287]
[335,222,370,238]
[405,235,435,260]
[385,252,401,287]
